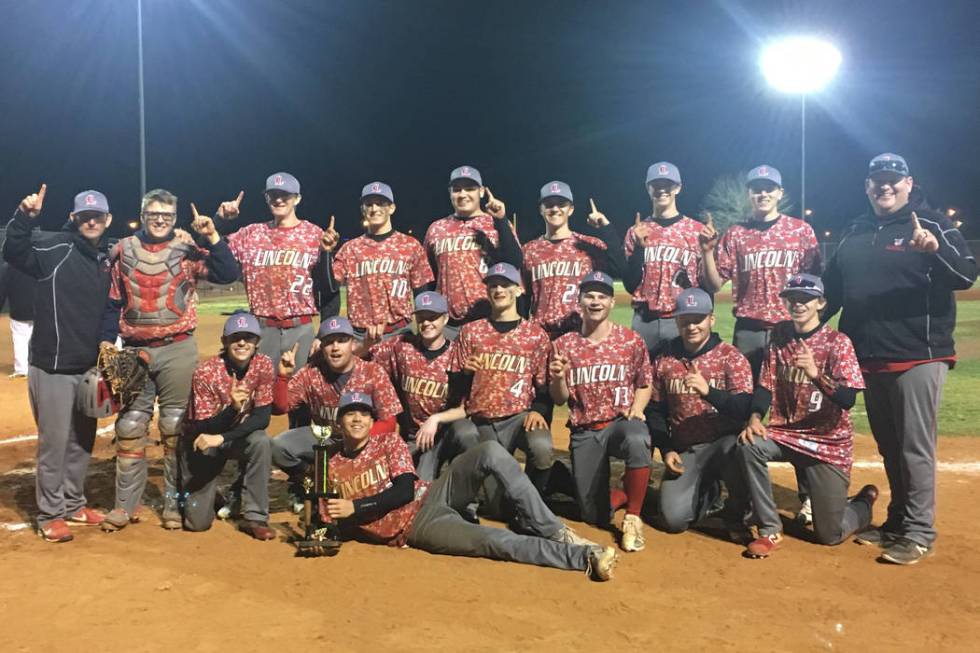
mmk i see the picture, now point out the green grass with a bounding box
[199,287,980,437]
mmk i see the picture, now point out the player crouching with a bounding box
[738,274,877,558]
[179,312,276,540]
[647,289,754,537]
[549,272,653,552]
[322,392,619,581]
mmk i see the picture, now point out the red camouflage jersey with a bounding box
[523,233,606,334]
[109,238,210,342]
[185,353,275,426]
[370,335,454,434]
[551,324,652,430]
[710,215,821,324]
[324,431,430,546]
[227,220,323,320]
[449,319,550,419]
[760,322,865,473]
[650,338,754,450]
[333,231,434,329]
[424,214,518,321]
[284,358,402,427]
[624,216,703,314]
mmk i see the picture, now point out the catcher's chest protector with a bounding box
[119,237,194,326]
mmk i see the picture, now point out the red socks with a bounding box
[622,466,651,516]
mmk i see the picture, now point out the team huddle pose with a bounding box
[4,153,975,580]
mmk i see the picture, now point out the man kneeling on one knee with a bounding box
[180,312,276,540]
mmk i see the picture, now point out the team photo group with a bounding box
[5,152,975,582]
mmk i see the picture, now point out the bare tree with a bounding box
[699,172,794,233]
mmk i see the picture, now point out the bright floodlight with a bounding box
[760,36,842,94]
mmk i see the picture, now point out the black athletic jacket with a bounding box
[822,204,976,362]
[3,210,112,373]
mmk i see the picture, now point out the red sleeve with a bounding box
[726,348,755,394]
[448,326,471,373]
[758,343,776,393]
[369,338,398,379]
[189,366,222,421]
[409,241,434,288]
[372,365,404,420]
[253,357,275,408]
[384,432,415,476]
[715,230,735,281]
[108,257,124,302]
[531,331,550,390]
[649,358,665,403]
[371,416,398,436]
[272,375,290,414]
[802,225,822,274]
[633,337,654,388]
[332,241,349,284]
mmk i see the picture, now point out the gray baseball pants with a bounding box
[658,435,743,533]
[473,412,554,496]
[28,366,98,526]
[569,418,651,526]
[863,362,947,548]
[181,430,272,530]
[738,438,872,544]
[631,311,678,357]
[405,420,481,481]
[259,322,314,428]
[407,441,592,571]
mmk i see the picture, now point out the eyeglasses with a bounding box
[73,212,109,224]
[227,333,260,344]
[142,211,176,223]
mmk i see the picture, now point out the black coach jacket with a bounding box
[823,204,976,363]
[3,210,112,373]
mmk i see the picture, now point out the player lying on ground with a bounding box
[549,271,652,552]
[449,262,554,501]
[646,288,753,537]
[424,165,523,337]
[623,162,706,355]
[271,316,402,511]
[179,312,276,540]
[320,392,619,581]
[522,181,624,339]
[101,188,239,532]
[321,181,434,349]
[368,291,474,480]
[737,274,877,559]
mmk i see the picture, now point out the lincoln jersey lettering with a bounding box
[369,335,454,434]
[624,217,702,313]
[522,233,605,333]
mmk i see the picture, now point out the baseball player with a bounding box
[646,288,753,536]
[699,164,822,522]
[368,291,475,480]
[270,316,402,510]
[322,181,434,346]
[180,312,275,540]
[216,173,338,424]
[101,189,239,532]
[449,262,554,497]
[823,153,976,564]
[424,165,523,336]
[521,181,624,339]
[623,162,706,354]
[549,272,653,552]
[320,392,618,581]
[737,274,877,558]
[3,185,113,541]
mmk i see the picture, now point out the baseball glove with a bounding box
[97,343,150,407]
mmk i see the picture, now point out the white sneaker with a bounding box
[621,514,646,552]
[587,546,618,582]
[551,525,598,548]
[796,498,813,526]
[217,493,241,520]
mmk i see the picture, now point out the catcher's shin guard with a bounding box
[159,410,185,530]
[114,411,151,515]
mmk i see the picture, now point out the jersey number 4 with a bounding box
[509,379,525,398]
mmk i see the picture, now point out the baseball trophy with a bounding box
[293,423,342,557]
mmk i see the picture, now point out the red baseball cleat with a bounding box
[38,519,74,543]
[745,532,783,559]
[68,506,106,526]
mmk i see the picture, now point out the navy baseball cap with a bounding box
[223,311,262,338]
[361,181,394,203]
[539,180,573,204]
[72,190,109,215]
[780,273,825,298]
[317,316,355,338]
[579,271,615,294]
[646,162,682,186]
[483,262,522,286]
[414,291,448,314]
[868,153,910,179]
[675,288,714,316]
[266,172,301,194]
[746,165,782,188]
[337,391,375,418]
[449,165,483,187]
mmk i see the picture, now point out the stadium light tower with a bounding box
[760,36,842,219]
[137,0,147,200]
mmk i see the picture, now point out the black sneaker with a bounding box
[879,537,932,565]
[854,526,896,548]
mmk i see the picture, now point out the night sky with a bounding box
[2,0,978,242]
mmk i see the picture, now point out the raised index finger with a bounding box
[635,212,642,227]
[911,211,921,231]
[705,211,714,228]
[328,215,335,231]
[36,183,47,204]
[191,202,200,219]
[234,190,245,206]
[589,198,598,214]
[484,187,495,203]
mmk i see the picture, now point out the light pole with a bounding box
[137,0,147,200]
[760,36,841,219]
